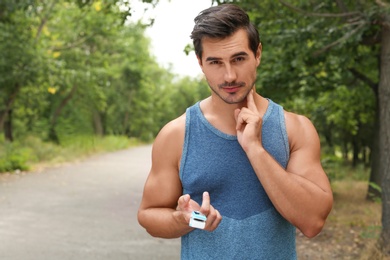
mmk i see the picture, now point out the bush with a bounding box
[322,154,344,181]
[0,143,32,172]
[0,135,142,173]
[322,153,370,182]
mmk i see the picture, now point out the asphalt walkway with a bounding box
[0,145,180,260]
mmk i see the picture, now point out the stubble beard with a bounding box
[208,80,256,105]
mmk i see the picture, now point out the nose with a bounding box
[224,64,237,83]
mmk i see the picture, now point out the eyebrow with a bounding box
[232,51,249,58]
[205,51,249,62]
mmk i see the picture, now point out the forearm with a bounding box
[137,207,193,238]
[247,147,333,237]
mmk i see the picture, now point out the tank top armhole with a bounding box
[278,105,290,163]
[179,107,191,180]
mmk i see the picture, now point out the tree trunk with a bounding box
[49,85,78,143]
[352,135,359,167]
[4,109,13,142]
[0,83,20,136]
[378,13,390,256]
[367,103,382,200]
[93,110,104,136]
[342,140,349,161]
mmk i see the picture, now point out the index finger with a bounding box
[246,90,257,112]
[200,191,210,215]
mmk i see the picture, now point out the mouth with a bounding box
[219,82,245,94]
[222,86,241,93]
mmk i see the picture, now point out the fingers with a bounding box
[235,90,257,131]
[246,89,257,112]
[200,191,210,214]
[176,194,191,211]
[206,206,222,231]
[200,191,222,231]
[178,192,222,231]
[234,108,243,131]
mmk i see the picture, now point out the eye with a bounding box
[209,60,222,65]
[233,56,246,63]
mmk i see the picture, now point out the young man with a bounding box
[138,4,333,259]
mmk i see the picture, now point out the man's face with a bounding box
[198,29,261,104]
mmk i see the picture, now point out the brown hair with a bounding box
[190,4,260,60]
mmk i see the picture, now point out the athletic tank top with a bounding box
[179,99,297,259]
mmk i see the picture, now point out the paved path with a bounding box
[0,145,180,260]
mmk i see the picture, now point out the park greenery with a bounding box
[1,0,389,257]
[0,0,210,170]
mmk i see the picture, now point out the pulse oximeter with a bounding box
[189,211,207,229]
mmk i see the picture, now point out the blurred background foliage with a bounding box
[0,0,210,172]
[0,0,387,188]
[2,0,389,256]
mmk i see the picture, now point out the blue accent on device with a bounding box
[191,211,207,221]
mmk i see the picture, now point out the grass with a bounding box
[331,181,388,260]
[0,135,144,173]
[296,180,384,259]
[331,181,381,237]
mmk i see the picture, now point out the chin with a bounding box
[222,95,247,104]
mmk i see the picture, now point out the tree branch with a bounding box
[348,68,378,94]
[313,22,366,56]
[361,30,382,46]
[51,35,95,51]
[51,85,78,126]
[375,0,390,8]
[279,0,362,18]
[35,0,58,40]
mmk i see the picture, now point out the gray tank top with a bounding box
[179,99,296,259]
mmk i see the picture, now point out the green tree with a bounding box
[0,0,162,143]
[276,1,389,254]
[0,1,46,141]
[213,0,389,255]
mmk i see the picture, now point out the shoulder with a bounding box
[284,110,315,130]
[156,113,186,143]
[283,110,320,152]
[152,113,186,168]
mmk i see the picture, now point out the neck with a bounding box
[199,90,267,135]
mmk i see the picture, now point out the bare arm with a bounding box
[137,115,222,238]
[235,91,333,238]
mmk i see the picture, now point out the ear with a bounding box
[256,43,262,67]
